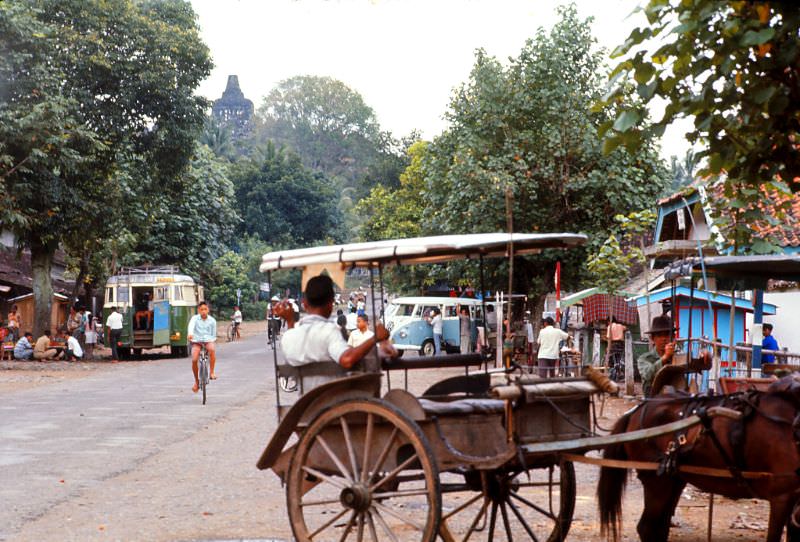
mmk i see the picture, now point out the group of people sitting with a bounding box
[13,328,85,362]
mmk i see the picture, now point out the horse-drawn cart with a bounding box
[255,234,751,542]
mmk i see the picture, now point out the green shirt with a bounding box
[637,349,663,397]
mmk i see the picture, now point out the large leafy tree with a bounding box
[601,1,800,251]
[0,0,211,333]
[421,5,669,300]
[123,145,239,279]
[233,143,344,248]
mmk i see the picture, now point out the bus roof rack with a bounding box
[117,265,183,275]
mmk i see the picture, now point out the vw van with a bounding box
[385,297,485,356]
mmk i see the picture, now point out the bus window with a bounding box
[445,305,458,318]
[105,287,114,304]
[154,286,168,301]
[198,286,204,302]
[173,285,184,301]
[396,304,414,317]
[118,286,130,304]
[183,286,196,301]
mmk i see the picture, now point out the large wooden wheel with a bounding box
[439,461,576,542]
[286,398,441,542]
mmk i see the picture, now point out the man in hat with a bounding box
[637,315,677,396]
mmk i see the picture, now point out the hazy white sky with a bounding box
[190,0,691,160]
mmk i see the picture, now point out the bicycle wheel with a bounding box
[226,325,234,342]
[199,354,208,405]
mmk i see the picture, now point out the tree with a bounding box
[600,1,800,251]
[0,0,211,333]
[421,5,670,301]
[122,145,239,279]
[233,143,344,248]
[205,251,258,316]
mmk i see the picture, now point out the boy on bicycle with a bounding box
[188,301,217,393]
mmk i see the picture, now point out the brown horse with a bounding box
[598,376,800,542]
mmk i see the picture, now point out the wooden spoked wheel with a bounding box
[440,461,575,542]
[286,398,441,542]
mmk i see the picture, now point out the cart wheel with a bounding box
[286,398,441,542]
[440,461,575,542]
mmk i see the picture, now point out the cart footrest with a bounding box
[417,397,505,416]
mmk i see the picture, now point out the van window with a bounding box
[105,287,114,304]
[396,304,414,317]
[419,305,439,318]
[445,305,458,318]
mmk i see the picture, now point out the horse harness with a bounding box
[646,391,800,494]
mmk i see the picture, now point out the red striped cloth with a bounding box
[582,294,638,325]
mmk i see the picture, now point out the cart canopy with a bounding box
[259,233,587,272]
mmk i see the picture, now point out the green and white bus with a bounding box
[102,266,203,358]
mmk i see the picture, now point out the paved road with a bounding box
[1,335,289,542]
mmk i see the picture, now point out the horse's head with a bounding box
[767,374,800,407]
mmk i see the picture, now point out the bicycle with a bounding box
[266,316,281,348]
[226,321,241,342]
[197,343,210,405]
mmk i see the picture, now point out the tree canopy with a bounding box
[233,143,344,248]
[0,0,212,332]
[417,5,669,297]
[600,1,800,250]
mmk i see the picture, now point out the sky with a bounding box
[190,0,692,161]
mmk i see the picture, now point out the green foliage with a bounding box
[123,145,239,278]
[232,142,344,247]
[587,209,655,313]
[205,250,258,315]
[601,1,800,251]
[0,0,212,332]
[418,5,669,298]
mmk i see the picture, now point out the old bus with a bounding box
[102,267,203,358]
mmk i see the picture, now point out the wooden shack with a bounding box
[7,292,70,334]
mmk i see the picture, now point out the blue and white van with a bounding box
[385,297,486,356]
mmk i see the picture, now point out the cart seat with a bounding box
[417,397,506,416]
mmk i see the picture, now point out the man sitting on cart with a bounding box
[273,275,391,391]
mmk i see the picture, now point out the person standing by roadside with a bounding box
[458,306,472,354]
[536,317,569,378]
[67,306,81,337]
[231,305,243,340]
[427,308,444,355]
[84,321,97,360]
[13,332,34,360]
[33,330,60,361]
[7,306,20,342]
[762,323,779,363]
[105,306,123,362]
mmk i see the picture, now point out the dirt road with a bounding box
[0,321,770,541]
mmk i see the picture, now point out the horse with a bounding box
[597,375,800,542]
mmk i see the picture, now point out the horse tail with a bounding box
[597,411,632,541]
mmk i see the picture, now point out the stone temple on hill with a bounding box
[211,75,254,139]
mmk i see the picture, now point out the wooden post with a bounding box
[624,330,635,396]
[592,330,601,366]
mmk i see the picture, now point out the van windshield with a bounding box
[392,304,414,317]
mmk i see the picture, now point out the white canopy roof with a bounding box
[260,233,587,272]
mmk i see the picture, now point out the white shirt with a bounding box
[67,336,83,357]
[345,312,358,331]
[537,326,569,359]
[106,311,123,330]
[347,328,374,348]
[232,310,243,323]
[430,314,443,334]
[281,314,350,367]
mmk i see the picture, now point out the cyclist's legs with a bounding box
[191,342,201,386]
[205,341,217,377]
[234,322,241,338]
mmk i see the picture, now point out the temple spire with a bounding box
[211,74,254,139]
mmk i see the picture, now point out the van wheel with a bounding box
[420,340,435,357]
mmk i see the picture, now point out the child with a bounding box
[84,320,97,360]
